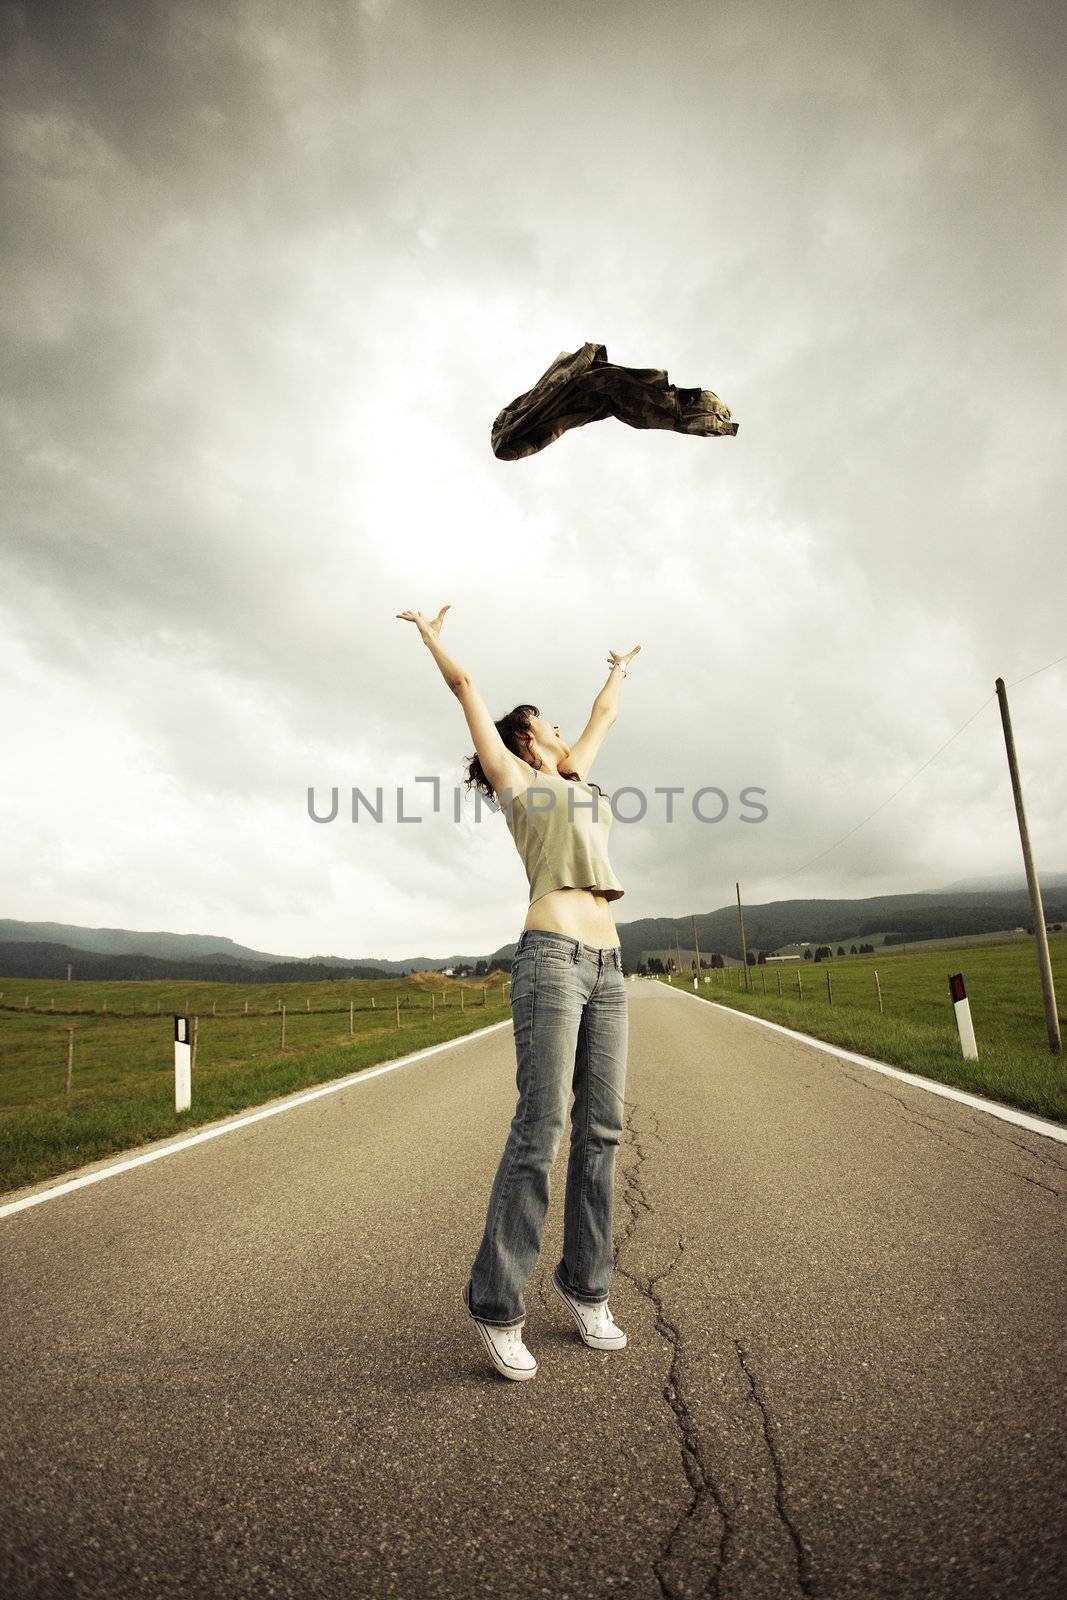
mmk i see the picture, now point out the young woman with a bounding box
[396,602,640,1382]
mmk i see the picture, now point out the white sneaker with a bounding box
[550,1269,627,1349]
[461,1284,538,1381]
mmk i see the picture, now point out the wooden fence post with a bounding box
[191,1015,199,1072]
[280,1004,286,1048]
[395,994,401,1028]
[826,969,833,1005]
[349,1000,354,1037]
[65,1027,74,1096]
[777,970,783,996]
[874,970,883,1014]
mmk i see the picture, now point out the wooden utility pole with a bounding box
[691,913,702,976]
[995,677,1061,1054]
[735,882,750,991]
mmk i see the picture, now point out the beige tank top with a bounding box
[502,767,624,906]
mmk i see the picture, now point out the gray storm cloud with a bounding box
[1,0,1063,956]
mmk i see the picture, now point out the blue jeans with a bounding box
[465,929,629,1328]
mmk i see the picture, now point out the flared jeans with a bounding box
[465,929,630,1328]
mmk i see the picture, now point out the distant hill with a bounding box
[3,883,1066,981]
[0,941,394,984]
[0,920,449,977]
[610,887,1067,971]
[0,920,286,964]
[935,871,1067,894]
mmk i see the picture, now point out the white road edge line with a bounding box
[0,1019,514,1220]
[662,982,1067,1145]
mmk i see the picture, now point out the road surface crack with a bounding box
[736,1341,818,1596]
[615,1102,734,1598]
[838,1071,1065,1198]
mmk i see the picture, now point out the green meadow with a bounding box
[0,971,512,1196]
[3,933,1063,1197]
[658,932,1067,1125]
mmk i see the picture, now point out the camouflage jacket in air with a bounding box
[491,341,739,461]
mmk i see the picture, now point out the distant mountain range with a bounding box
[0,920,292,964]
[935,871,1067,894]
[2,879,1065,981]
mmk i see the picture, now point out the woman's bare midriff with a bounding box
[522,887,619,948]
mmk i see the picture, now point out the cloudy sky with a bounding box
[2,0,1064,960]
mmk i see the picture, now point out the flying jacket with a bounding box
[491,341,739,461]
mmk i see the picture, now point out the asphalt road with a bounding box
[2,978,1065,1600]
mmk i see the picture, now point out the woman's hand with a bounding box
[396,604,451,645]
[607,644,641,672]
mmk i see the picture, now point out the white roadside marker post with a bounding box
[949,973,979,1061]
[174,1015,192,1111]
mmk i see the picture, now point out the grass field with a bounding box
[656,932,1067,1125]
[3,933,1063,1197]
[0,970,511,1195]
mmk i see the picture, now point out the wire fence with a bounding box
[0,978,515,1107]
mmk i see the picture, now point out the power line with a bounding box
[779,650,1066,881]
[1006,650,1067,688]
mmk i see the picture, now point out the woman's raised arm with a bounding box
[561,644,641,781]
[396,603,521,796]
[395,604,468,692]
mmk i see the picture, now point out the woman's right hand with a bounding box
[395,603,451,645]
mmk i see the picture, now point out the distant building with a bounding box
[766,954,801,962]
